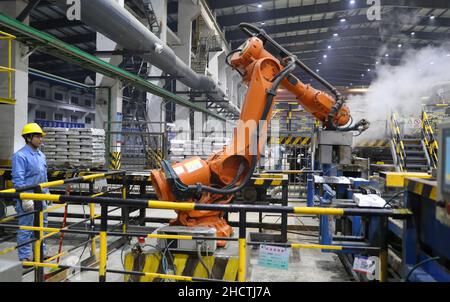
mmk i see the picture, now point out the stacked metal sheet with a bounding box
[168,136,231,161]
[42,127,106,168]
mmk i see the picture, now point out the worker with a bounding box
[11,123,49,262]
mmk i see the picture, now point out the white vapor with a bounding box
[349,43,450,142]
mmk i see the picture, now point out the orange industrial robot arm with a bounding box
[150,23,368,241]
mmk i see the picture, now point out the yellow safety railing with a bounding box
[421,109,439,169]
[0,186,411,283]
[0,30,15,105]
[390,112,406,172]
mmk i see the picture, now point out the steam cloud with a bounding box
[349,43,450,142]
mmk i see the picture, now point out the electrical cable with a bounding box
[75,182,90,264]
[404,256,440,282]
[383,191,404,208]
[197,241,212,279]
[286,230,320,237]
[225,49,244,77]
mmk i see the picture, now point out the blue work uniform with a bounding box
[11,144,49,261]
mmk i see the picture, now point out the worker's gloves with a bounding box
[21,199,34,212]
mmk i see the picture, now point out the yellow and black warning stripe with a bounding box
[251,178,284,187]
[269,136,311,145]
[354,139,390,148]
[0,169,11,178]
[124,252,239,282]
[406,179,438,202]
[109,152,121,170]
[146,148,163,168]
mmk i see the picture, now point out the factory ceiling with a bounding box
[23,0,450,90]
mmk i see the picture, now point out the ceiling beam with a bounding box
[283,37,429,53]
[217,0,450,27]
[225,14,450,41]
[230,28,450,49]
[30,18,84,31]
[58,33,96,45]
[209,0,450,10]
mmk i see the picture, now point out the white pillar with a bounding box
[0,1,29,161]
[95,0,124,154]
[146,0,168,138]
[173,0,200,140]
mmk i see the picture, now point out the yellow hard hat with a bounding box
[22,123,46,137]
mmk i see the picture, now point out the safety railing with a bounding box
[0,30,15,105]
[390,112,406,172]
[0,183,411,282]
[421,109,439,169]
[0,170,126,281]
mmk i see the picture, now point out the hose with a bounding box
[225,49,244,77]
[404,256,440,282]
[197,241,212,279]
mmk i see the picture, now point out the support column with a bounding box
[146,0,168,145]
[0,1,29,162]
[173,0,200,141]
[95,0,124,159]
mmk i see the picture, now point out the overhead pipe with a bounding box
[51,0,239,115]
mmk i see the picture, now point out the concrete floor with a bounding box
[0,203,351,282]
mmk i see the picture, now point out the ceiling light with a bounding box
[333,33,339,37]
[318,62,322,65]
[350,0,355,4]
[411,32,415,36]
[316,69,320,72]
[376,61,379,64]
[361,74,365,77]
[430,15,435,20]
[430,61,435,65]
[323,54,327,58]
[398,44,402,48]
[446,54,450,57]
[328,45,332,49]
[261,22,265,25]
[385,53,389,57]
[367,69,371,72]
[340,18,346,22]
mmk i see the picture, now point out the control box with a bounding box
[156,226,217,253]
